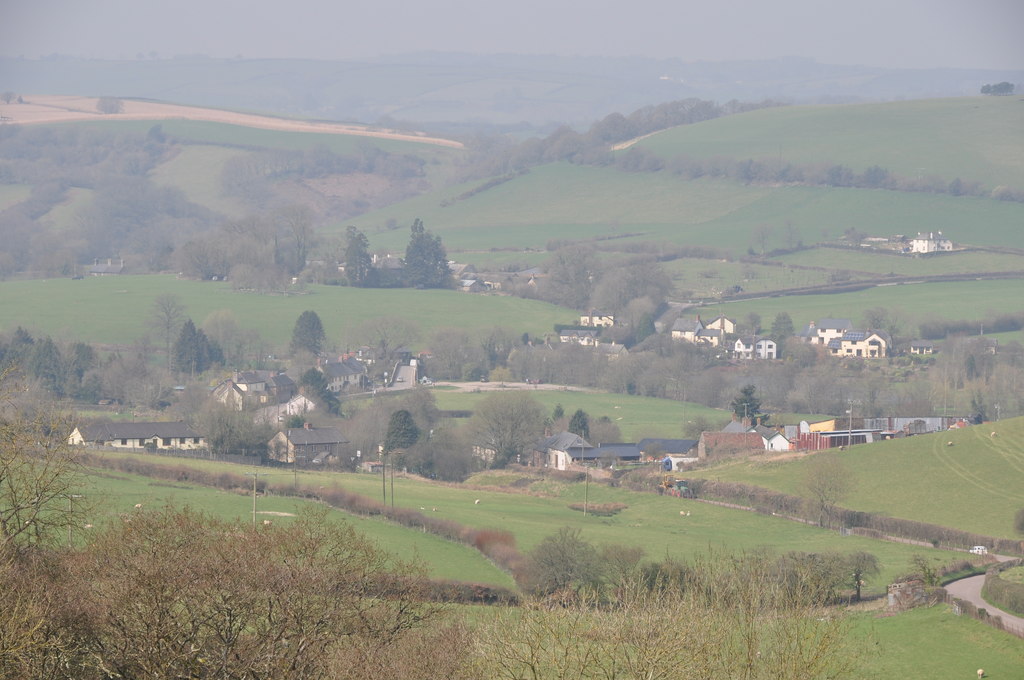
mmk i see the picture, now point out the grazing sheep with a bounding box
[947,441,954,446]
[991,431,998,437]
[134,503,143,509]
[474,499,480,505]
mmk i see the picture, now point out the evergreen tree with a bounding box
[384,409,420,452]
[552,403,565,421]
[299,368,340,415]
[344,226,376,287]
[568,409,590,439]
[404,219,452,289]
[290,310,326,356]
[730,384,762,422]
[172,319,223,376]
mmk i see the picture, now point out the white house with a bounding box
[910,231,953,254]
[734,336,777,360]
[69,422,205,450]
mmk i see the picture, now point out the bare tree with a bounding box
[150,294,185,370]
[803,453,853,529]
[468,392,545,467]
[0,368,84,548]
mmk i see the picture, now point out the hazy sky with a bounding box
[2,0,1021,70]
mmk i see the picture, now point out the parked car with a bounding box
[970,545,988,555]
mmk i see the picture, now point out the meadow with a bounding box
[634,97,1024,190]
[84,449,973,599]
[849,604,1024,678]
[688,416,1024,539]
[79,462,515,587]
[342,162,1024,260]
[770,247,1024,278]
[431,387,729,441]
[0,275,576,349]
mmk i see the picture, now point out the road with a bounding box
[944,557,1024,637]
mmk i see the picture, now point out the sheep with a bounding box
[474,499,481,505]
[947,441,954,446]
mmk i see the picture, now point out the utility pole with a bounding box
[245,471,277,529]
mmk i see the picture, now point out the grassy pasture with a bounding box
[635,97,1024,189]
[0,275,576,349]
[346,163,1024,257]
[849,604,1024,678]
[688,417,1024,538]
[431,388,729,441]
[83,450,958,598]
[79,462,514,587]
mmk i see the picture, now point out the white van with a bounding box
[969,545,988,555]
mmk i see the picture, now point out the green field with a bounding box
[81,450,966,599]
[431,387,728,441]
[635,97,1024,190]
[343,162,1024,259]
[0,275,576,349]
[689,417,1024,538]
[80,463,515,587]
[850,604,1024,678]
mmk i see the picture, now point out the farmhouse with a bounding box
[212,370,297,409]
[268,424,347,464]
[909,231,953,253]
[69,421,205,450]
[535,431,593,470]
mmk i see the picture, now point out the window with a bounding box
[121,438,127,445]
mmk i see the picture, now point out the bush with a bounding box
[567,502,628,516]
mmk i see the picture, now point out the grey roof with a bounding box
[77,421,201,440]
[637,438,698,455]
[536,432,592,452]
[721,420,751,433]
[584,443,641,460]
[322,357,366,378]
[672,317,702,333]
[283,427,347,446]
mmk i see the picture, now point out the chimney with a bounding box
[304,421,313,430]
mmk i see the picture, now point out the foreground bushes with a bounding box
[0,507,470,680]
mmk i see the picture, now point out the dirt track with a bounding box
[1,95,464,149]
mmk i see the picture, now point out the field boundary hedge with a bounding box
[981,559,1024,619]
